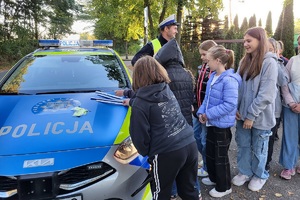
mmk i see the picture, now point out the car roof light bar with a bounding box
[38,39,60,47]
[38,39,113,48]
[93,40,113,47]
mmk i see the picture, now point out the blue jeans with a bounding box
[192,116,207,171]
[171,179,200,196]
[279,106,300,169]
[235,120,271,179]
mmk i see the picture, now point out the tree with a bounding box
[48,0,81,39]
[200,14,223,41]
[249,14,256,28]
[223,15,229,32]
[176,0,184,45]
[233,14,239,32]
[258,18,262,27]
[274,10,284,40]
[265,11,273,37]
[240,17,249,35]
[281,0,294,58]
[91,0,144,55]
[0,0,81,40]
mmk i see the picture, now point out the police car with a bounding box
[0,40,151,200]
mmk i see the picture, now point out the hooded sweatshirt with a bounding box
[155,39,194,125]
[237,52,278,130]
[129,83,195,158]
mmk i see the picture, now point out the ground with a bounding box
[193,126,300,200]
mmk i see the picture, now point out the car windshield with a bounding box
[0,54,129,94]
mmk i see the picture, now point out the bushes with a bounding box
[182,47,201,74]
[0,39,38,68]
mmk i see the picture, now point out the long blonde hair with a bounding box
[132,56,170,91]
[239,27,268,80]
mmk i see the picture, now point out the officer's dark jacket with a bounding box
[131,34,168,66]
[155,39,194,125]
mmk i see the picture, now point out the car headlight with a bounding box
[114,137,139,164]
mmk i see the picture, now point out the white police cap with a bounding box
[158,14,180,29]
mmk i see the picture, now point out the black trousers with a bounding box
[148,142,199,200]
[206,126,232,192]
[266,117,281,169]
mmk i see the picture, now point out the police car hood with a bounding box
[155,38,185,66]
[0,93,128,156]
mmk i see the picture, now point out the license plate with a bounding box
[57,195,82,200]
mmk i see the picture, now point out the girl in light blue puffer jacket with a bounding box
[196,45,241,198]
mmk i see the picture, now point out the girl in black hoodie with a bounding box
[129,56,199,200]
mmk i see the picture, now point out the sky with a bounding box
[66,0,300,39]
[221,0,300,30]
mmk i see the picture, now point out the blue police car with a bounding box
[0,40,151,200]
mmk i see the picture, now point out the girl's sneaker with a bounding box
[197,167,208,177]
[280,169,295,180]
[248,177,266,191]
[201,177,216,185]
[209,188,232,198]
[232,173,250,186]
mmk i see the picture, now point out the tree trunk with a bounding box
[176,0,183,46]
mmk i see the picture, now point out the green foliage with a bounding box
[0,0,81,40]
[0,0,82,67]
[201,15,224,41]
[0,39,37,65]
[274,11,283,40]
[240,17,249,35]
[258,18,262,27]
[249,14,256,28]
[91,0,144,42]
[47,0,81,39]
[182,46,200,72]
[223,15,229,31]
[265,11,273,36]
[233,14,239,32]
[281,0,294,58]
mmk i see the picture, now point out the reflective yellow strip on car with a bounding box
[114,107,131,144]
[142,184,152,200]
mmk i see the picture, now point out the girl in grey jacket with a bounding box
[232,27,278,192]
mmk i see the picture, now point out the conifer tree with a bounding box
[233,14,239,32]
[258,18,262,27]
[249,14,257,28]
[265,11,273,37]
[281,0,294,58]
[274,11,284,40]
[240,17,249,34]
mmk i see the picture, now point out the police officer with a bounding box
[131,14,179,66]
